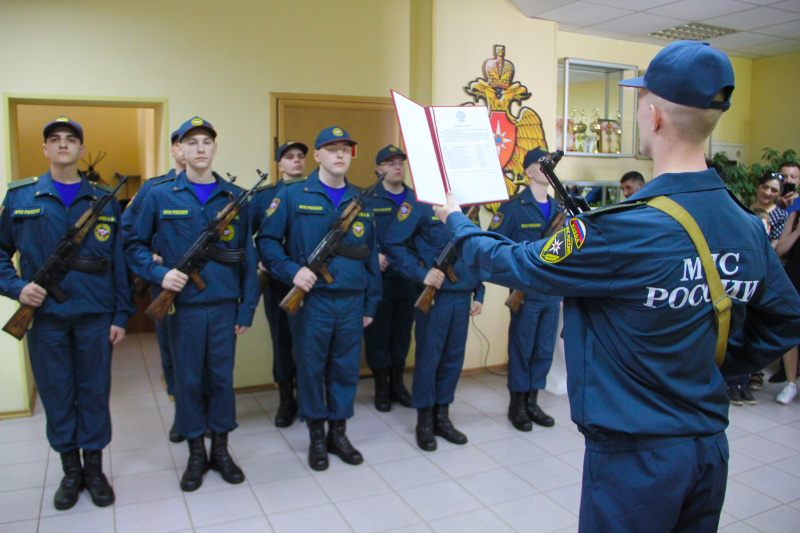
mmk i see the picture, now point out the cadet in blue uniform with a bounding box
[490,147,561,432]
[121,127,186,443]
[0,117,134,510]
[257,126,381,471]
[249,140,307,427]
[385,197,484,452]
[364,145,415,412]
[434,42,800,532]
[126,117,259,491]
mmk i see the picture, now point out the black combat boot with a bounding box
[180,437,209,491]
[390,367,413,408]
[274,380,298,428]
[54,449,83,510]
[526,390,555,427]
[169,421,185,443]
[508,391,533,432]
[415,407,437,452]
[209,432,245,484]
[82,449,115,507]
[373,369,391,412]
[433,404,467,445]
[307,419,329,471]
[327,420,363,465]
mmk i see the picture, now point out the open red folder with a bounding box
[391,90,509,206]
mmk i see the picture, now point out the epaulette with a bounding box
[508,192,522,201]
[8,176,39,189]
[94,182,115,193]
[726,189,754,214]
[256,182,278,193]
[352,185,365,193]
[228,182,245,192]
[583,201,645,217]
[283,176,307,186]
[150,176,176,188]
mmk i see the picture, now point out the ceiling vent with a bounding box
[648,22,737,41]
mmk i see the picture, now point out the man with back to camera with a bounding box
[249,140,308,427]
[619,170,645,199]
[0,116,134,510]
[126,117,259,491]
[490,146,562,432]
[257,126,381,471]
[120,127,186,444]
[363,144,415,412]
[433,41,800,531]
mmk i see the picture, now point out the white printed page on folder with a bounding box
[429,106,508,206]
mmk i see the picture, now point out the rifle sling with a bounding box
[66,255,109,273]
[332,242,370,260]
[206,245,246,264]
[646,196,731,368]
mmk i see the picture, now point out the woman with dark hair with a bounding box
[752,172,789,246]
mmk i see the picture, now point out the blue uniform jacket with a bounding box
[491,187,563,301]
[371,182,414,281]
[385,198,485,302]
[445,169,800,438]
[124,171,259,327]
[0,171,134,328]
[255,169,382,317]
[120,169,176,239]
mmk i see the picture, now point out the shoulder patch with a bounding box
[583,201,644,217]
[267,197,281,217]
[489,212,504,230]
[8,176,39,189]
[256,182,278,193]
[540,225,580,264]
[397,202,412,221]
[94,183,115,193]
[283,176,307,186]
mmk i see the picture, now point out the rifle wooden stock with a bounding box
[2,304,36,340]
[319,265,334,284]
[133,276,150,298]
[414,285,437,315]
[257,269,270,291]
[505,290,524,313]
[145,288,178,322]
[445,266,457,284]
[279,286,307,315]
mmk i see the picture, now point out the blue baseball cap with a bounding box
[315,126,356,150]
[43,116,83,144]
[522,147,549,170]
[275,140,308,162]
[619,41,734,111]
[178,116,217,142]
[376,145,406,165]
[170,129,180,143]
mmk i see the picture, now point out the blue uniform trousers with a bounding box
[166,301,238,439]
[288,291,363,421]
[579,432,729,533]
[264,277,295,384]
[411,290,470,408]
[364,276,415,371]
[507,297,560,392]
[155,311,174,396]
[27,313,113,453]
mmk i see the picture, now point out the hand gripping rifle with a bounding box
[279,171,386,316]
[3,174,128,340]
[145,170,267,322]
[504,210,566,313]
[415,205,480,315]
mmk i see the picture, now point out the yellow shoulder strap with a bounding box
[646,196,732,367]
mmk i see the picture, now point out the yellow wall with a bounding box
[748,52,800,165]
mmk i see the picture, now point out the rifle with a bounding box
[539,150,590,217]
[505,210,567,313]
[145,170,267,322]
[415,205,479,315]
[279,171,386,316]
[3,175,128,340]
[257,268,270,291]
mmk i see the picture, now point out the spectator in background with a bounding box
[776,161,800,212]
[773,207,800,404]
[751,172,789,246]
[620,171,645,199]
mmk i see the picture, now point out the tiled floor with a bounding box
[1,333,800,532]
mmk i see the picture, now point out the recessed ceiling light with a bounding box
[648,22,737,41]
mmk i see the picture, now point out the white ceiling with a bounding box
[508,0,800,58]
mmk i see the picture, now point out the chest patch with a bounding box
[398,202,412,221]
[94,223,111,242]
[489,212,503,230]
[161,209,190,218]
[12,207,44,218]
[220,224,235,242]
[352,221,365,238]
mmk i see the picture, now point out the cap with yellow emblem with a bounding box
[178,116,217,142]
[315,126,356,150]
[43,116,83,144]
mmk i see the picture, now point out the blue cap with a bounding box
[619,41,734,111]
[43,116,83,144]
[376,145,406,165]
[170,129,180,143]
[178,116,217,142]
[315,126,356,150]
[522,147,549,170]
[275,140,308,162]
